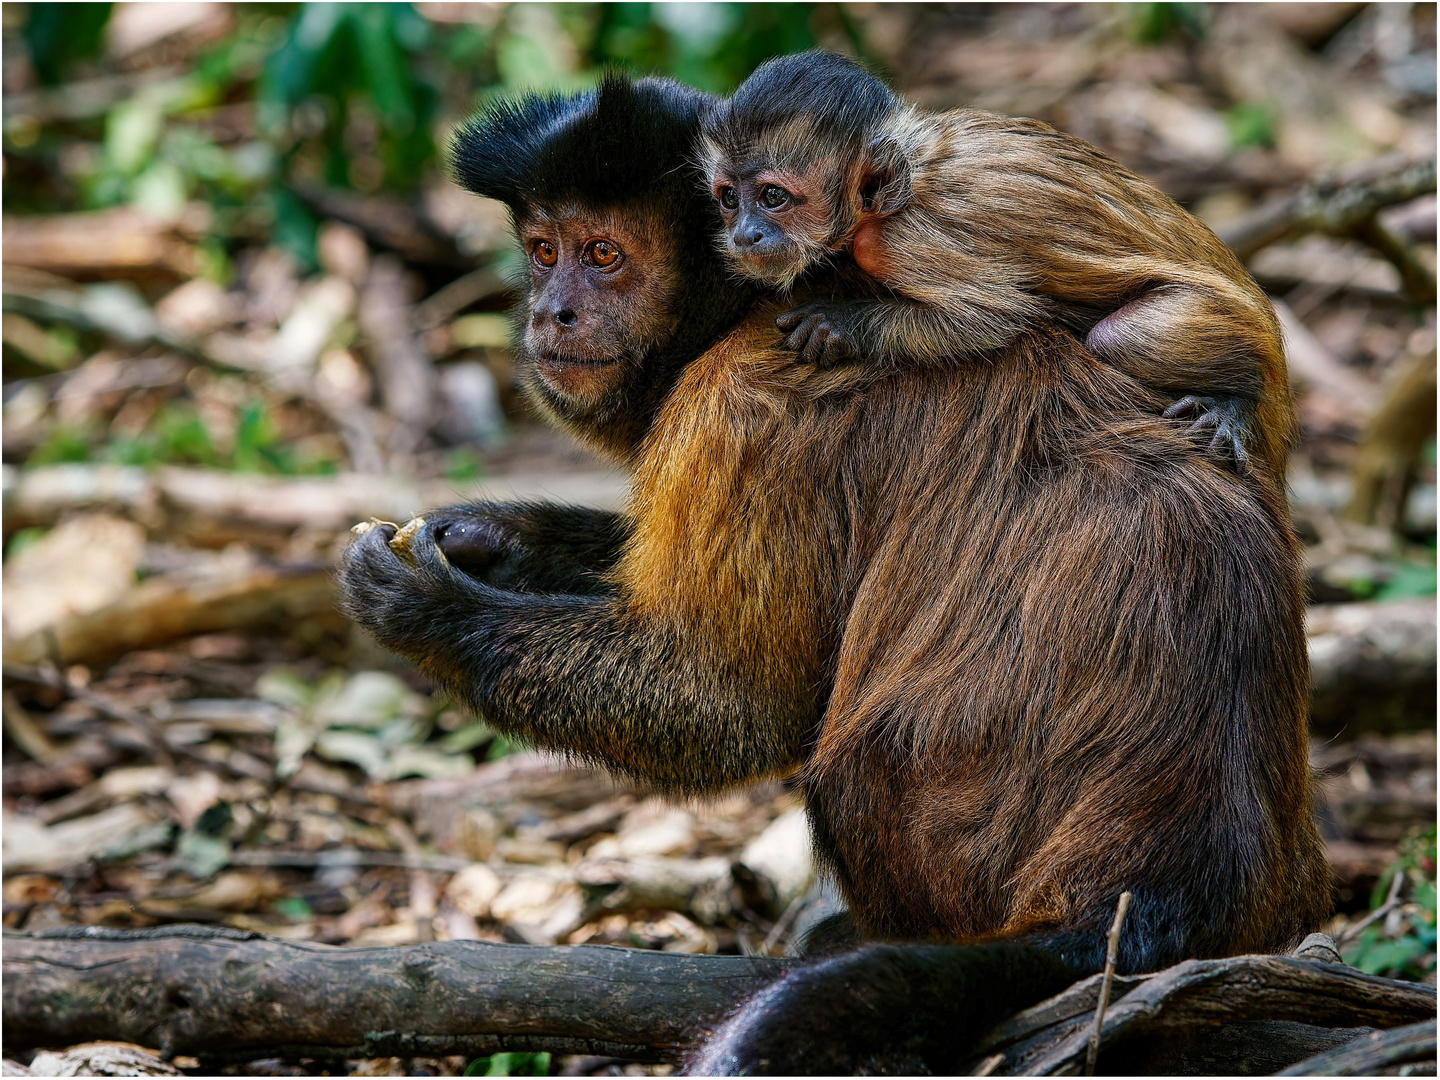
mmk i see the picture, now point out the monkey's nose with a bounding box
[533,306,579,328]
[732,227,766,249]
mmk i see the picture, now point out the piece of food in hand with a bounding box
[388,517,427,565]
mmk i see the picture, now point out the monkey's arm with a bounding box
[428,502,627,594]
[339,514,815,792]
[775,295,1033,370]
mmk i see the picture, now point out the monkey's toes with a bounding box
[1207,422,1249,467]
[1162,395,1206,420]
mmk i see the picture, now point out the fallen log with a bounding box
[1,208,204,285]
[1,464,629,549]
[1279,1018,1438,1076]
[1308,598,1437,735]
[1,926,783,1066]
[0,558,336,666]
[3,927,1433,1073]
[971,951,1435,1075]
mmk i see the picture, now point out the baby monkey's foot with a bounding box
[775,302,863,368]
[1164,395,1251,469]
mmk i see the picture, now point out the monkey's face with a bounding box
[710,166,838,289]
[516,207,678,414]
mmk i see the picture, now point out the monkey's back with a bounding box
[624,312,1328,970]
[811,327,1325,965]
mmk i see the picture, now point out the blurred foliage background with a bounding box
[0,6,1436,1075]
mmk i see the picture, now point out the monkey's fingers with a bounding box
[815,332,854,368]
[779,313,827,357]
[775,308,809,332]
[797,321,834,367]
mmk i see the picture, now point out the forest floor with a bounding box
[2,3,1436,1076]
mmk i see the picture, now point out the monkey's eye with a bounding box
[718,185,739,211]
[760,185,790,210]
[586,240,623,270]
[532,241,557,268]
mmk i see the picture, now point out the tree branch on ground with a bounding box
[1217,157,1437,266]
[4,927,1434,1074]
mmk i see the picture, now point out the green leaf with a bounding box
[106,101,166,176]
[4,528,50,561]
[24,3,113,85]
[314,728,390,778]
[442,448,485,483]
[486,734,521,761]
[257,668,319,709]
[387,743,476,780]
[1226,104,1276,151]
[274,896,314,922]
[440,721,495,753]
[1376,560,1438,600]
[465,1053,551,1076]
[313,671,429,729]
[175,829,232,880]
[27,426,95,467]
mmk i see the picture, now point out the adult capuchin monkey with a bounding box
[338,70,1329,1075]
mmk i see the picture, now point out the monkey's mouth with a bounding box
[729,248,804,286]
[531,349,629,404]
[535,350,621,369]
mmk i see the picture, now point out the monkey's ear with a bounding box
[859,136,912,218]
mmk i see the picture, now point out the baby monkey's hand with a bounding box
[775,302,864,368]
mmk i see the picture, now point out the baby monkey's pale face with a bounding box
[710,160,841,288]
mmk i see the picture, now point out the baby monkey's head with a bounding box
[701,51,906,289]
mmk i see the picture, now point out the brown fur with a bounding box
[707,90,1294,480]
[347,74,1331,1070]
[608,305,1327,952]
[351,64,1327,968]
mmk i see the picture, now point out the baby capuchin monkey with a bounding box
[700,51,1293,473]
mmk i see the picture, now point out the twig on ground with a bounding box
[1083,891,1132,1076]
[1336,870,1406,947]
[973,1052,1005,1076]
[359,256,439,458]
[3,663,172,765]
[2,290,236,372]
[758,892,808,957]
[413,268,509,331]
[229,849,470,873]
